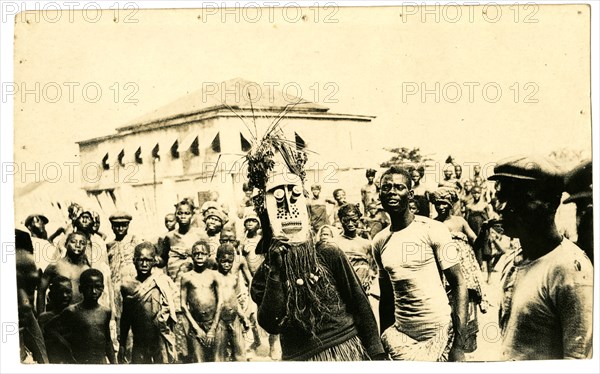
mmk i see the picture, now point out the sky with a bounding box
[12,3,592,184]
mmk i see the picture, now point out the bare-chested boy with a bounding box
[38,276,73,328]
[214,243,251,362]
[37,232,90,315]
[120,242,178,364]
[44,268,116,364]
[39,276,73,363]
[181,240,222,362]
[221,228,262,354]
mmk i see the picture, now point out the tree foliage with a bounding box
[380,147,434,168]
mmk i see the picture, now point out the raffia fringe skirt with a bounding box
[306,335,370,361]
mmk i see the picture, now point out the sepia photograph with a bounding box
[1,1,598,372]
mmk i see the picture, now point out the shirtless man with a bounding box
[37,232,90,315]
[215,243,251,361]
[44,269,116,364]
[16,230,48,364]
[361,169,379,214]
[181,240,222,362]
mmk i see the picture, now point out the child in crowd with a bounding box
[360,169,379,214]
[181,240,222,362]
[38,276,73,328]
[214,244,251,361]
[240,212,263,275]
[158,213,177,251]
[408,199,420,215]
[219,228,261,355]
[44,269,116,364]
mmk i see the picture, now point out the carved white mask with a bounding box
[265,176,310,243]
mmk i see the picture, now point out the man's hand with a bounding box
[192,324,207,344]
[204,327,216,347]
[268,237,288,273]
[241,316,251,332]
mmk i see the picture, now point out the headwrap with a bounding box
[203,206,229,225]
[431,187,459,205]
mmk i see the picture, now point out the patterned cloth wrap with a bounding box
[382,320,453,361]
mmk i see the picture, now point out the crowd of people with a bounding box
[15,150,593,364]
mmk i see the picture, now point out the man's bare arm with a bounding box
[460,217,478,245]
[378,274,395,334]
[443,264,468,362]
[206,274,223,346]
[36,265,55,315]
[105,311,116,364]
[239,258,253,286]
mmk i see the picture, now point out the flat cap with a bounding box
[24,214,49,227]
[488,155,564,185]
[563,160,592,204]
[109,211,132,222]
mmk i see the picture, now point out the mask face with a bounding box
[265,180,310,243]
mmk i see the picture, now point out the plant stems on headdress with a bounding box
[237,99,336,337]
[242,97,308,214]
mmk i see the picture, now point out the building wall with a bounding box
[78,113,371,238]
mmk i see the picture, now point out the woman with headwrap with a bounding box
[431,187,489,353]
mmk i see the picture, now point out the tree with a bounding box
[380,147,434,169]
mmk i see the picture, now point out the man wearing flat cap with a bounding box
[490,155,593,360]
[563,160,593,264]
[107,211,140,358]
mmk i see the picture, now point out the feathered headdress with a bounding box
[232,97,309,215]
[228,97,335,337]
[246,129,307,213]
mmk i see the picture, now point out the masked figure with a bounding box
[247,128,385,361]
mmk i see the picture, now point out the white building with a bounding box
[75,78,381,237]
